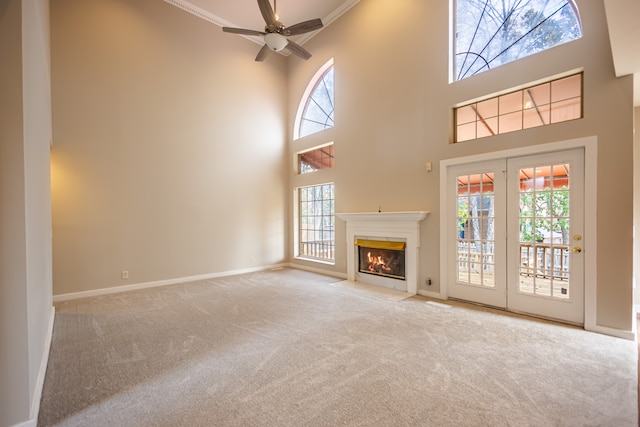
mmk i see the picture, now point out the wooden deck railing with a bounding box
[519,243,569,280]
[458,241,570,280]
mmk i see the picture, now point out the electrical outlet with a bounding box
[121,271,129,280]
[426,277,432,286]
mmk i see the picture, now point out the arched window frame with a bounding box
[294,58,335,140]
[453,0,582,81]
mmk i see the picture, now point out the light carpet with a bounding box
[38,268,637,426]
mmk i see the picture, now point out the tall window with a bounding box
[296,184,335,262]
[295,59,335,139]
[454,0,582,81]
[294,60,336,263]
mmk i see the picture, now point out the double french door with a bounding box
[447,149,584,324]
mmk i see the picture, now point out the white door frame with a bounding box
[435,136,625,338]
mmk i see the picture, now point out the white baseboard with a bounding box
[585,323,636,341]
[12,307,55,427]
[53,265,288,303]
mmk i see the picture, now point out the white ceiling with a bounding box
[165,0,639,105]
[163,0,359,46]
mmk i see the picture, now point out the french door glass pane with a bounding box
[517,164,571,299]
[456,173,495,288]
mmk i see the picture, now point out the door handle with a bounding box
[571,247,582,253]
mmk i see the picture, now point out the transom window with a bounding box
[455,73,582,142]
[295,59,334,139]
[454,0,582,81]
[296,184,335,262]
[298,144,334,174]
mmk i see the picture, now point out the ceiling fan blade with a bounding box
[286,19,323,36]
[257,0,277,27]
[285,40,312,60]
[222,27,266,36]
[255,44,271,62]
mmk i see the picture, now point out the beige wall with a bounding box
[635,106,639,306]
[51,0,289,295]
[288,0,634,333]
[0,0,53,425]
[0,1,29,423]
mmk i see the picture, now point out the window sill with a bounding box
[294,256,335,266]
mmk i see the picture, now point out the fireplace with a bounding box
[357,240,406,280]
[337,212,429,294]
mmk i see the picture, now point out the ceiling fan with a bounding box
[222,0,323,61]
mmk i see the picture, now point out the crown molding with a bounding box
[163,0,263,45]
[293,0,360,45]
[163,0,360,49]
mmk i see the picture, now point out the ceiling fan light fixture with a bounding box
[265,32,288,52]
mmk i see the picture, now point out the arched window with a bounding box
[295,59,334,139]
[454,0,582,81]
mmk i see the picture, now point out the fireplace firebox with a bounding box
[358,247,406,280]
[356,239,406,281]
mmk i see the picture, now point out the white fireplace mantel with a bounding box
[337,211,429,294]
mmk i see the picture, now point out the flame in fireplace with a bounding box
[366,251,393,273]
